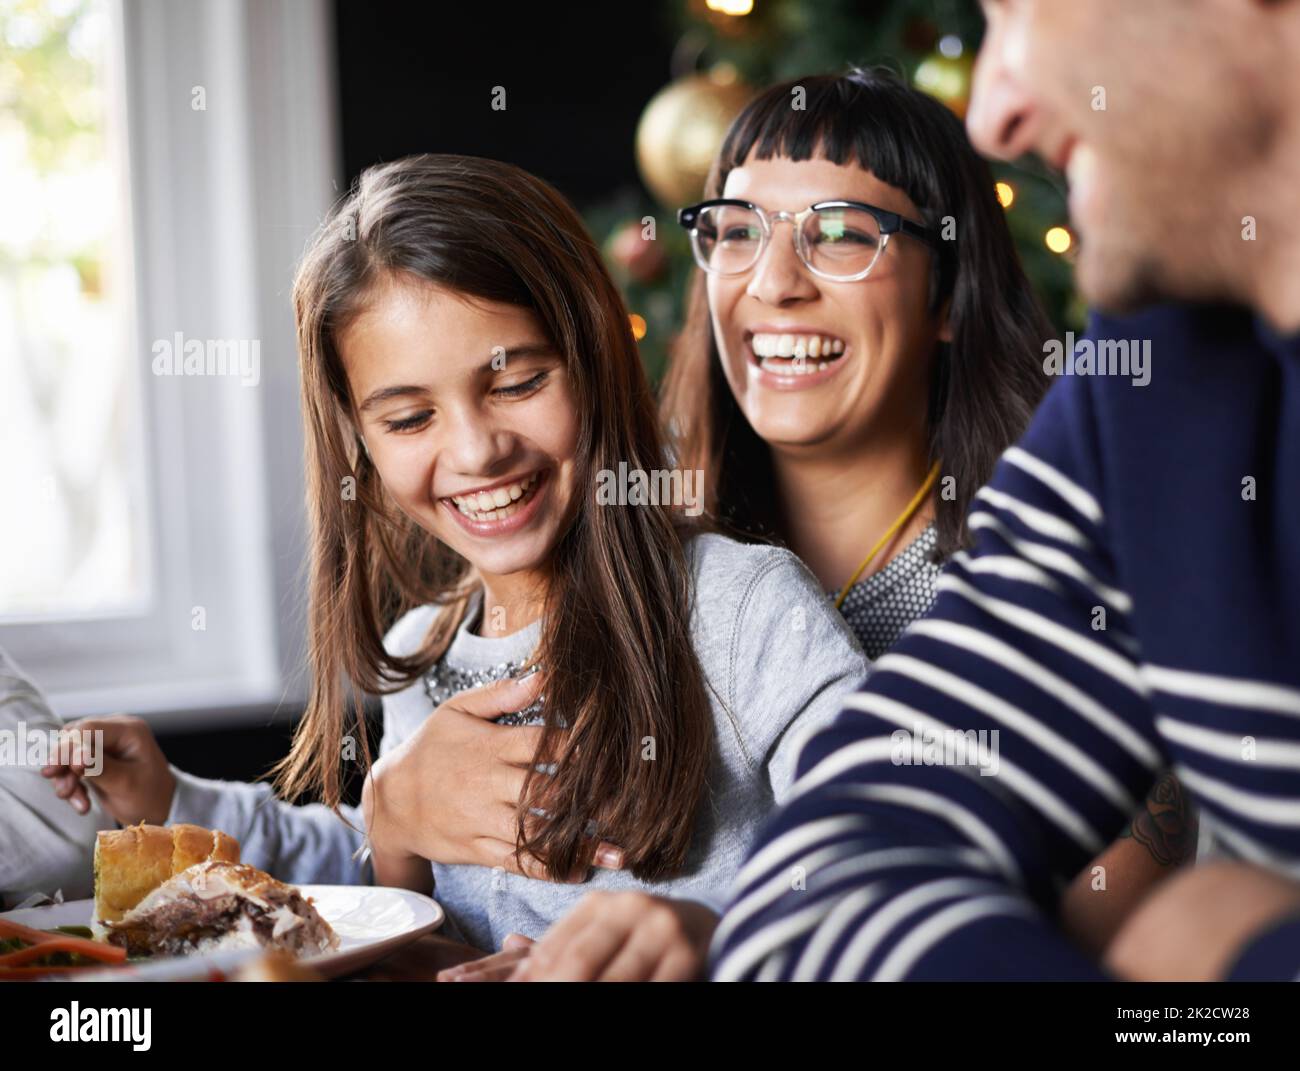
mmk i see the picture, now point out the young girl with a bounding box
[40,153,862,981]
[273,152,867,972]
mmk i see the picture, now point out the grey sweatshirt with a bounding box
[166,532,869,950]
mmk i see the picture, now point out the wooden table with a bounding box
[342,932,487,981]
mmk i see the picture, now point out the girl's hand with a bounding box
[361,673,624,881]
[504,892,719,982]
[40,715,176,825]
[436,933,535,982]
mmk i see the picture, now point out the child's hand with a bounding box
[501,892,718,982]
[436,933,535,982]
[362,673,624,881]
[40,714,176,826]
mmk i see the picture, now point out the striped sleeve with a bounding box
[710,376,1165,981]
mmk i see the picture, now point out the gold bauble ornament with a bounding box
[635,72,753,207]
[914,50,973,120]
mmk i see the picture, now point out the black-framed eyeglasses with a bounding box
[677,198,942,282]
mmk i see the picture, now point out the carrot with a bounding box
[0,918,64,944]
[0,938,128,968]
[0,918,127,966]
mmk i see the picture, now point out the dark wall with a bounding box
[157,702,380,808]
[333,0,674,204]
[158,711,300,797]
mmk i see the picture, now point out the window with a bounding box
[0,0,339,726]
[0,0,147,620]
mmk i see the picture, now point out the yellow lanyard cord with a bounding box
[833,459,943,611]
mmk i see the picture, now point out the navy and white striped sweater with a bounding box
[711,303,1300,981]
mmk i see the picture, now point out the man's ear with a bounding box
[937,298,954,343]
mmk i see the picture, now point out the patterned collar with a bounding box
[421,658,545,725]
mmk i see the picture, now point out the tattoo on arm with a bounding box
[1119,771,1198,867]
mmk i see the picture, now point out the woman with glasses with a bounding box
[662,67,1195,959]
[664,67,1050,660]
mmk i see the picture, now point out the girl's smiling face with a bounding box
[338,275,580,590]
[708,155,947,455]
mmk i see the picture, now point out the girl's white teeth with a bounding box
[761,357,832,375]
[750,332,846,360]
[451,472,539,519]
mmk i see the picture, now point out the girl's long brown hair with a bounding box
[662,68,1052,559]
[274,154,713,881]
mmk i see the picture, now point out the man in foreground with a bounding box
[711,0,1300,981]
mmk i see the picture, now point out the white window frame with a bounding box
[1,0,341,729]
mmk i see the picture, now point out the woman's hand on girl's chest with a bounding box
[363,673,624,880]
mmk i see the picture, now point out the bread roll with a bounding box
[93,823,239,924]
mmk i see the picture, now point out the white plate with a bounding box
[0,885,444,981]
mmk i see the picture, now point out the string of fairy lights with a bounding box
[700,4,1077,259]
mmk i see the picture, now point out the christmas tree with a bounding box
[594,0,1079,380]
